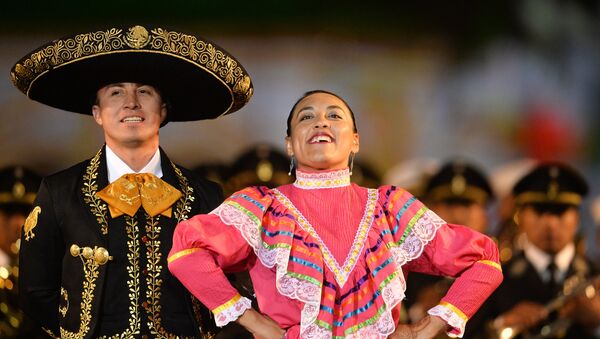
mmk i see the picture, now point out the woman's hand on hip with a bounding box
[389,315,447,339]
[236,308,286,339]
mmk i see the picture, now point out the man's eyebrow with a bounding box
[326,105,344,111]
[105,83,126,88]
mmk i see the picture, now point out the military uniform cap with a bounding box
[0,166,41,211]
[10,24,253,123]
[351,161,381,188]
[424,160,494,205]
[193,163,230,187]
[226,144,291,192]
[512,162,588,206]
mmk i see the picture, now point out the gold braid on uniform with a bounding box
[82,149,109,235]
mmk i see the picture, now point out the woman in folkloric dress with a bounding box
[168,90,503,339]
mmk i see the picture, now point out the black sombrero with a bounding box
[10,24,253,122]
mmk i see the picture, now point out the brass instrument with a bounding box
[491,274,600,339]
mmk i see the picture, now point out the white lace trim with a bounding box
[214,296,253,327]
[212,202,322,335]
[427,304,466,338]
[294,169,351,189]
[211,198,446,339]
[389,209,445,266]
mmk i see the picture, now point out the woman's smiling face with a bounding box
[286,92,359,172]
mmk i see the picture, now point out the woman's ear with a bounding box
[352,133,360,154]
[285,136,294,157]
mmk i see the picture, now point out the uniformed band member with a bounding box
[225,144,292,194]
[10,24,253,338]
[0,166,41,267]
[422,160,494,234]
[467,162,600,339]
[405,160,495,331]
[0,166,41,338]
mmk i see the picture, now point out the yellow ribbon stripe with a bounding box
[477,260,502,272]
[167,248,200,264]
[439,301,468,321]
[212,294,242,315]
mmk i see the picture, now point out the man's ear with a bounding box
[160,103,167,123]
[92,106,103,126]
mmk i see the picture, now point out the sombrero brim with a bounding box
[11,25,253,122]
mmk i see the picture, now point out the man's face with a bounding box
[518,204,579,254]
[92,83,166,149]
[430,201,488,234]
[0,210,26,253]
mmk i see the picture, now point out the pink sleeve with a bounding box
[168,212,254,326]
[408,224,503,337]
[381,186,502,337]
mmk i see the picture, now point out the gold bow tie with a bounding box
[96,173,182,218]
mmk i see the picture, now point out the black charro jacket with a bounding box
[19,147,223,338]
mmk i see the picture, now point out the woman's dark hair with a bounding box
[286,90,358,137]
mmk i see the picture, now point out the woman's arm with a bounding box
[406,222,503,337]
[168,213,255,326]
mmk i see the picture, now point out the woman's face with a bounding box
[286,92,359,172]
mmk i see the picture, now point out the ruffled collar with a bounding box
[293,168,351,189]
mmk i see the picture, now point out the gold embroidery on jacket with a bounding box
[60,246,102,338]
[59,287,69,317]
[42,327,59,339]
[101,163,195,338]
[82,149,109,235]
[145,214,167,336]
[172,162,194,223]
[23,206,41,240]
[143,164,195,338]
[99,215,141,339]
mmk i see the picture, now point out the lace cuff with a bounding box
[427,301,468,338]
[212,294,253,327]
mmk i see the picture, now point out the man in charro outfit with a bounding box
[10,25,253,338]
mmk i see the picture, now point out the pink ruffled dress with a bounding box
[168,169,502,338]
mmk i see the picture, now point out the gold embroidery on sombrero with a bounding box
[10,26,252,110]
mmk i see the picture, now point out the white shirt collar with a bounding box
[524,239,575,282]
[105,145,162,183]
